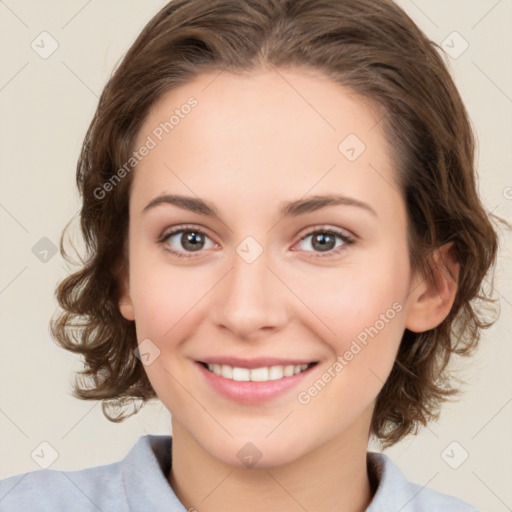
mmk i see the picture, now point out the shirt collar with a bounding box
[122,434,186,511]
[121,434,419,511]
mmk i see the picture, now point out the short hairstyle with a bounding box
[51,0,507,447]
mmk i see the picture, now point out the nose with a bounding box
[210,247,289,341]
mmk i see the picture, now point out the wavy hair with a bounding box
[50,0,508,447]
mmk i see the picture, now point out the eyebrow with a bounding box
[142,193,377,218]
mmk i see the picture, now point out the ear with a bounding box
[405,242,460,333]
[116,261,135,322]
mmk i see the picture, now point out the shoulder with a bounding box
[0,456,127,511]
[367,452,482,512]
[0,434,175,512]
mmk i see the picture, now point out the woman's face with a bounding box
[119,67,424,467]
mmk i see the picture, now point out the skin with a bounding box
[118,66,459,512]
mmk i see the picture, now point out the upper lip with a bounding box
[197,357,318,369]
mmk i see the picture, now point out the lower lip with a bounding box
[196,362,315,404]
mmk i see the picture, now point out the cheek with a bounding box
[128,241,207,339]
[290,248,409,399]
[127,254,207,414]
[291,260,408,346]
[296,278,406,426]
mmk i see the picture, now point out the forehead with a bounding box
[130,67,401,222]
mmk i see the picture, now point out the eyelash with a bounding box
[157,224,355,260]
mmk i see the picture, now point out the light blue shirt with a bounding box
[0,434,481,511]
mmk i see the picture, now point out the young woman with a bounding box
[0,0,506,510]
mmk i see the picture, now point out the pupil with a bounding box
[179,231,336,253]
[183,232,203,251]
[313,233,334,252]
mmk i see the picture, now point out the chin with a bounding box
[197,430,313,469]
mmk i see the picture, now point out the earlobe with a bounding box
[117,265,135,322]
[119,297,135,322]
[405,242,460,333]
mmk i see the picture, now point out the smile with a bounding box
[196,358,319,403]
[202,362,315,382]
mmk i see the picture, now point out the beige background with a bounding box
[0,0,511,510]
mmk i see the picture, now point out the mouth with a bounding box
[199,361,317,382]
[195,359,319,404]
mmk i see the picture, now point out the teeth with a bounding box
[205,363,312,382]
[232,367,250,381]
[283,365,294,377]
[250,367,269,382]
[221,364,233,379]
[268,366,284,380]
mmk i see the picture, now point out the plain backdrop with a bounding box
[0,1,511,510]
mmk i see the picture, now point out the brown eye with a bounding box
[158,226,216,258]
[294,227,355,258]
[309,232,337,252]
[176,231,206,252]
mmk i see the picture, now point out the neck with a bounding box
[169,418,375,512]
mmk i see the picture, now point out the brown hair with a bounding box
[51,0,508,447]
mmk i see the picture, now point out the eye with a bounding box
[158,224,355,260]
[158,225,217,259]
[293,226,355,258]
